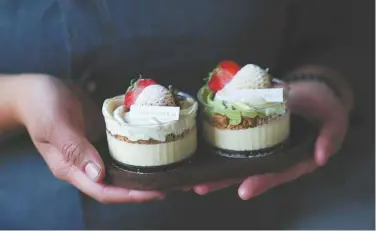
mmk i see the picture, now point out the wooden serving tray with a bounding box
[95,116,317,191]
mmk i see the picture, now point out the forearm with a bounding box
[0,76,23,130]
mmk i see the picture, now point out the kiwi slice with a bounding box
[202,86,286,123]
[262,104,286,116]
[232,102,252,110]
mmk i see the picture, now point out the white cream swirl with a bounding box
[102,94,198,142]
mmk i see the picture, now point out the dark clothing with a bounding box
[0,0,372,101]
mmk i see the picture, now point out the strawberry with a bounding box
[124,77,157,109]
[133,85,177,107]
[124,77,178,109]
[222,64,271,90]
[206,60,240,92]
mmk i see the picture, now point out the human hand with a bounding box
[15,74,165,203]
[192,81,349,199]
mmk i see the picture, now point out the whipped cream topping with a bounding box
[134,84,176,107]
[222,64,269,91]
[102,94,198,142]
[214,64,272,106]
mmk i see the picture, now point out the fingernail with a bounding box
[195,187,209,195]
[319,157,327,166]
[316,150,328,166]
[238,188,248,200]
[85,162,101,182]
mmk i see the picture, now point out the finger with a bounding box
[67,165,165,204]
[49,125,105,183]
[314,115,346,166]
[314,121,336,166]
[193,178,242,195]
[40,146,165,204]
[238,159,317,200]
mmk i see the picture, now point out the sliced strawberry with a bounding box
[135,78,157,89]
[207,60,240,92]
[218,60,241,74]
[124,77,157,109]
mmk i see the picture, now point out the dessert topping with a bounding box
[123,77,183,123]
[206,60,241,93]
[200,63,286,126]
[214,64,283,106]
[221,64,271,91]
[124,77,177,109]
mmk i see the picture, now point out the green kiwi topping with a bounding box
[200,86,286,126]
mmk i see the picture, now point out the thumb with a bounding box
[314,120,337,167]
[50,125,105,183]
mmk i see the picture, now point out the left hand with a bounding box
[16,75,165,204]
[192,81,350,200]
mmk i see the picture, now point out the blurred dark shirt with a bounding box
[0,0,373,107]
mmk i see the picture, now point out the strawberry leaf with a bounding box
[126,75,142,92]
[203,69,214,84]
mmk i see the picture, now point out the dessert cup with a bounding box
[102,92,198,168]
[197,79,290,157]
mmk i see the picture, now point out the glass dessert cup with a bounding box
[197,79,290,158]
[102,92,198,169]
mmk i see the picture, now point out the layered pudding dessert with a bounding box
[198,61,290,157]
[102,77,198,168]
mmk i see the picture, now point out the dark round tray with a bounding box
[95,115,317,191]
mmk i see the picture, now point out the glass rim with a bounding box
[196,78,290,111]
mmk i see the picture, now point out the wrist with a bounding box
[10,75,33,126]
[283,65,354,113]
[0,75,25,130]
[11,74,56,127]
[285,81,350,125]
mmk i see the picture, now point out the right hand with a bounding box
[14,74,165,204]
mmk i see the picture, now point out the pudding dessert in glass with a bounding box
[197,61,290,157]
[102,77,198,168]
